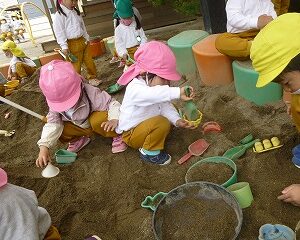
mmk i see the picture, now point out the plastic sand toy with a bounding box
[0,129,15,137]
[253,137,283,153]
[55,149,77,164]
[41,163,60,178]
[178,139,210,164]
[202,121,222,133]
[223,134,259,161]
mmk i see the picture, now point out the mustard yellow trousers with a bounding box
[215,29,259,60]
[272,0,290,15]
[59,111,117,143]
[122,116,171,151]
[67,37,97,80]
[15,62,36,79]
[44,225,61,240]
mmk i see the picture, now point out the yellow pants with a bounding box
[59,111,117,143]
[122,116,171,151]
[126,45,138,65]
[215,29,259,60]
[15,62,36,79]
[44,225,61,240]
[67,37,97,80]
[0,32,13,41]
[291,94,300,132]
[272,0,290,15]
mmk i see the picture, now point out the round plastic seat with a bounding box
[233,60,283,105]
[192,34,233,86]
[168,30,209,76]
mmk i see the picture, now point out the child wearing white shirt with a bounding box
[215,0,277,60]
[11,14,25,42]
[0,18,13,42]
[114,0,147,66]
[53,0,101,87]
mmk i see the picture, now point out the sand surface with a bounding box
[1,19,300,239]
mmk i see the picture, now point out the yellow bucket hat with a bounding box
[251,13,300,88]
[1,40,26,58]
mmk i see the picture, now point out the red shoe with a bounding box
[67,136,91,153]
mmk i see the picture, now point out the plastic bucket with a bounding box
[227,182,253,208]
[55,149,77,164]
[151,182,243,240]
[185,156,237,188]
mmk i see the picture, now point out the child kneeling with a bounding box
[36,60,126,168]
[116,41,195,165]
[1,40,36,83]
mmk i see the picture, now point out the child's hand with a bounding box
[176,119,197,129]
[278,184,300,207]
[257,14,273,29]
[284,101,292,116]
[62,49,69,56]
[101,119,118,132]
[36,146,51,168]
[180,86,195,101]
[7,73,12,80]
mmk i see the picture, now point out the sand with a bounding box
[1,19,300,239]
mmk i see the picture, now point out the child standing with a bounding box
[53,0,101,87]
[114,0,147,66]
[250,13,300,206]
[11,13,25,42]
[0,18,13,42]
[215,0,277,60]
[36,60,126,168]
[1,40,36,83]
[0,168,61,240]
[116,41,196,165]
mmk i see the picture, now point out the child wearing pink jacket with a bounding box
[36,60,126,168]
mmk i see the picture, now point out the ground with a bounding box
[1,18,300,240]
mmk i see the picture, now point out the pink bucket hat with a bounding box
[0,168,8,188]
[39,60,82,112]
[117,41,181,85]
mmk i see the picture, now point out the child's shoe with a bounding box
[139,148,171,165]
[112,135,127,153]
[89,79,103,86]
[109,56,119,64]
[85,235,102,240]
[67,136,91,153]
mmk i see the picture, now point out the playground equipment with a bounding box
[0,2,54,45]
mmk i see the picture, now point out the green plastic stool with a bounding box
[167,30,209,76]
[233,60,283,106]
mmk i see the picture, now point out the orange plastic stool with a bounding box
[192,34,233,86]
[89,38,103,58]
[39,52,63,66]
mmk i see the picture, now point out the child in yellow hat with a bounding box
[1,40,36,83]
[251,13,300,206]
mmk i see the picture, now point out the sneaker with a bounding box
[84,235,102,240]
[139,148,171,165]
[67,136,91,153]
[89,79,103,86]
[109,56,119,64]
[112,135,127,153]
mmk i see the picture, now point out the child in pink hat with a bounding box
[0,168,61,239]
[36,60,127,168]
[116,41,196,165]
